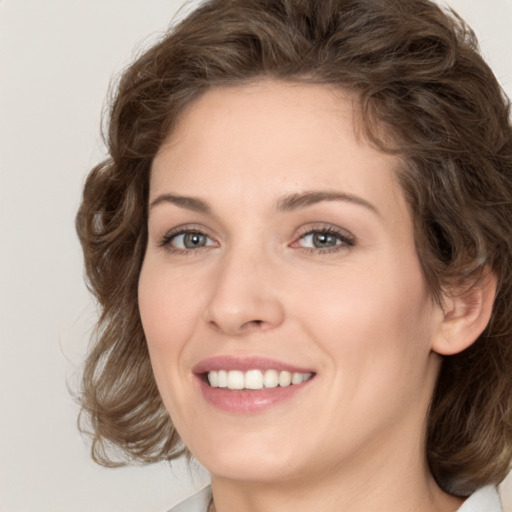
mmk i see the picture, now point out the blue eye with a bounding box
[296,228,355,252]
[161,230,216,251]
[300,231,342,249]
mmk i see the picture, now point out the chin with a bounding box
[201,454,302,484]
[185,427,310,484]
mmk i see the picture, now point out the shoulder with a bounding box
[456,486,503,512]
[166,486,212,512]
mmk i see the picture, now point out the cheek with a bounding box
[304,265,438,438]
[139,261,197,346]
[137,260,211,429]
[294,254,435,378]
[137,260,203,395]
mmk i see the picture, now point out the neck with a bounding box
[208,434,464,512]
[209,472,463,512]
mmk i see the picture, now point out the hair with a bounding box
[76,0,512,495]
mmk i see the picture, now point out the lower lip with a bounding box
[197,377,313,414]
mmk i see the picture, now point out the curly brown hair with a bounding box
[76,0,512,495]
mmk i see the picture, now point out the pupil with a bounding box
[313,233,337,248]
[184,233,205,248]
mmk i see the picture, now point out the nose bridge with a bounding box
[203,238,285,334]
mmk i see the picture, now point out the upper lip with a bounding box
[193,356,315,375]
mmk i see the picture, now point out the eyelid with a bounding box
[290,223,356,253]
[158,224,219,251]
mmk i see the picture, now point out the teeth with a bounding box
[291,372,304,385]
[279,370,292,387]
[227,370,244,390]
[244,370,263,390]
[218,370,228,388]
[207,369,313,390]
[263,369,278,388]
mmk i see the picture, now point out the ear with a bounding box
[432,270,497,356]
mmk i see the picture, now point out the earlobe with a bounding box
[432,270,497,356]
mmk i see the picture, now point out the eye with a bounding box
[292,226,355,253]
[160,229,217,252]
[300,231,341,249]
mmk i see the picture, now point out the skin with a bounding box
[138,80,467,512]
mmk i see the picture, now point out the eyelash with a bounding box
[158,225,356,255]
[292,225,355,254]
[159,225,216,255]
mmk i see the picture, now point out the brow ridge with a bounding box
[149,190,379,217]
[276,190,379,215]
[149,193,210,213]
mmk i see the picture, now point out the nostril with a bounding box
[242,319,264,330]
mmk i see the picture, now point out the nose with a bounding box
[203,247,285,336]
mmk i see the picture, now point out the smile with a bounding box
[207,369,313,390]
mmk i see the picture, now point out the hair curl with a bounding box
[76,0,512,495]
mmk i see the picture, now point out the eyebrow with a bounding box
[149,193,211,214]
[149,190,379,216]
[276,190,380,216]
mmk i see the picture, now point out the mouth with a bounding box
[205,369,313,390]
[194,357,316,413]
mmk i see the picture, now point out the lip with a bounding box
[193,356,314,374]
[193,356,316,414]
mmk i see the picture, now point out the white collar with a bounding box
[167,484,503,512]
[456,485,502,512]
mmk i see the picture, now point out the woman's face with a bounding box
[139,81,444,485]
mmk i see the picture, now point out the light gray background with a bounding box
[1,1,511,511]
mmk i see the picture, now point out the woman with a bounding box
[76,0,512,510]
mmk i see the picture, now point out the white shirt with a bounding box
[167,484,503,512]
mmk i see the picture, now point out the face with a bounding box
[138,81,443,486]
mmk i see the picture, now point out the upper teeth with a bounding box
[207,369,312,390]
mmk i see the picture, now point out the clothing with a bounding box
[168,486,211,512]
[167,484,503,512]
[457,486,503,512]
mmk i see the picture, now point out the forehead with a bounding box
[153,80,360,169]
[150,80,408,224]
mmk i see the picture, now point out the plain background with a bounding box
[1,1,511,511]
